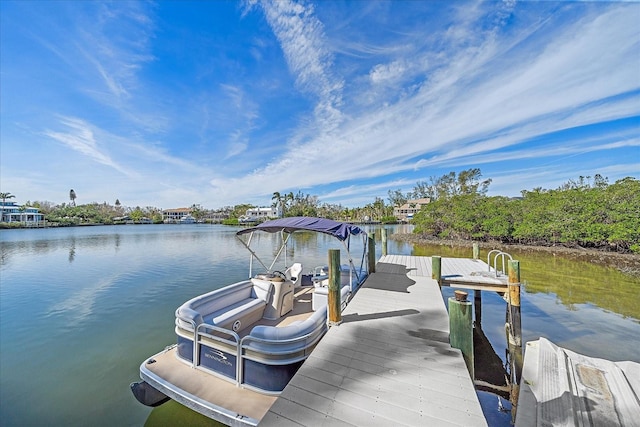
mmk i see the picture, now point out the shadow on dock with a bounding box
[342,308,419,323]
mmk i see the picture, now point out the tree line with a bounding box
[4,169,638,254]
[269,190,396,222]
[411,171,639,254]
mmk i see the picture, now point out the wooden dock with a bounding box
[259,255,489,426]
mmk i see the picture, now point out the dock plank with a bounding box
[260,255,487,426]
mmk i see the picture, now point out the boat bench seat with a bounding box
[245,306,328,354]
[204,297,266,330]
[176,280,273,332]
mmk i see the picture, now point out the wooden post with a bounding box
[449,291,474,379]
[506,259,522,423]
[431,256,441,284]
[507,260,521,346]
[368,235,376,274]
[328,249,342,325]
[381,227,388,256]
[472,242,479,260]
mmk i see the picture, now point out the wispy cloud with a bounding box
[43,117,133,176]
[2,1,637,208]
[257,0,344,135]
[77,2,156,104]
[216,2,638,204]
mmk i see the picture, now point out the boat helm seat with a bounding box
[286,263,303,287]
[255,272,284,282]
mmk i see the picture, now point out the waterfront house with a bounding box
[162,207,192,223]
[239,206,282,223]
[393,197,431,221]
[0,201,45,224]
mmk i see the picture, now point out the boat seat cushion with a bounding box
[205,297,266,327]
[176,280,272,331]
[249,306,327,341]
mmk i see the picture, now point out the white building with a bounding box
[162,207,192,223]
[0,201,45,224]
[239,205,282,223]
[393,197,431,221]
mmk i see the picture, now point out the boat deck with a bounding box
[241,286,316,333]
[142,346,277,424]
[259,255,488,426]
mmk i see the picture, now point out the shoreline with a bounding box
[390,233,640,278]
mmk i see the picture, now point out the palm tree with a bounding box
[272,192,283,217]
[0,193,15,222]
[1,192,15,205]
[69,189,77,207]
[18,205,28,224]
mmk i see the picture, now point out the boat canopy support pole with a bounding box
[267,231,292,272]
[239,231,270,276]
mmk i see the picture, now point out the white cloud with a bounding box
[204,2,639,207]
[369,60,407,85]
[258,0,344,134]
[43,117,132,176]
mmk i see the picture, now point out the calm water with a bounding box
[1,225,638,427]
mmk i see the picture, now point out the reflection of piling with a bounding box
[368,236,376,274]
[381,228,387,256]
[328,249,342,325]
[474,290,482,326]
[449,290,474,379]
[506,259,522,422]
[473,242,479,260]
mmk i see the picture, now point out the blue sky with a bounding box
[1,0,638,209]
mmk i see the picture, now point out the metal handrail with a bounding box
[194,323,241,383]
[487,249,513,277]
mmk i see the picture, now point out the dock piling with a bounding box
[473,243,479,260]
[449,290,474,379]
[432,256,441,285]
[368,236,376,274]
[381,227,388,256]
[328,249,342,325]
[506,259,522,423]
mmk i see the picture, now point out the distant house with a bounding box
[393,198,431,222]
[239,206,282,223]
[162,207,192,223]
[0,201,45,224]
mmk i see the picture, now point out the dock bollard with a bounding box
[449,290,474,379]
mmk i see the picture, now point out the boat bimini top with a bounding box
[236,216,369,292]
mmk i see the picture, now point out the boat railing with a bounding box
[176,310,329,393]
[238,322,328,395]
[175,317,240,384]
[195,323,241,381]
[487,249,513,277]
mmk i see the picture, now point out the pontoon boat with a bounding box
[131,217,369,426]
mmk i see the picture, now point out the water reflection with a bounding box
[410,242,640,322]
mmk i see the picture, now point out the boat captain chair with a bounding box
[285,263,303,288]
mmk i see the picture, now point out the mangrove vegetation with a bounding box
[411,170,640,253]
